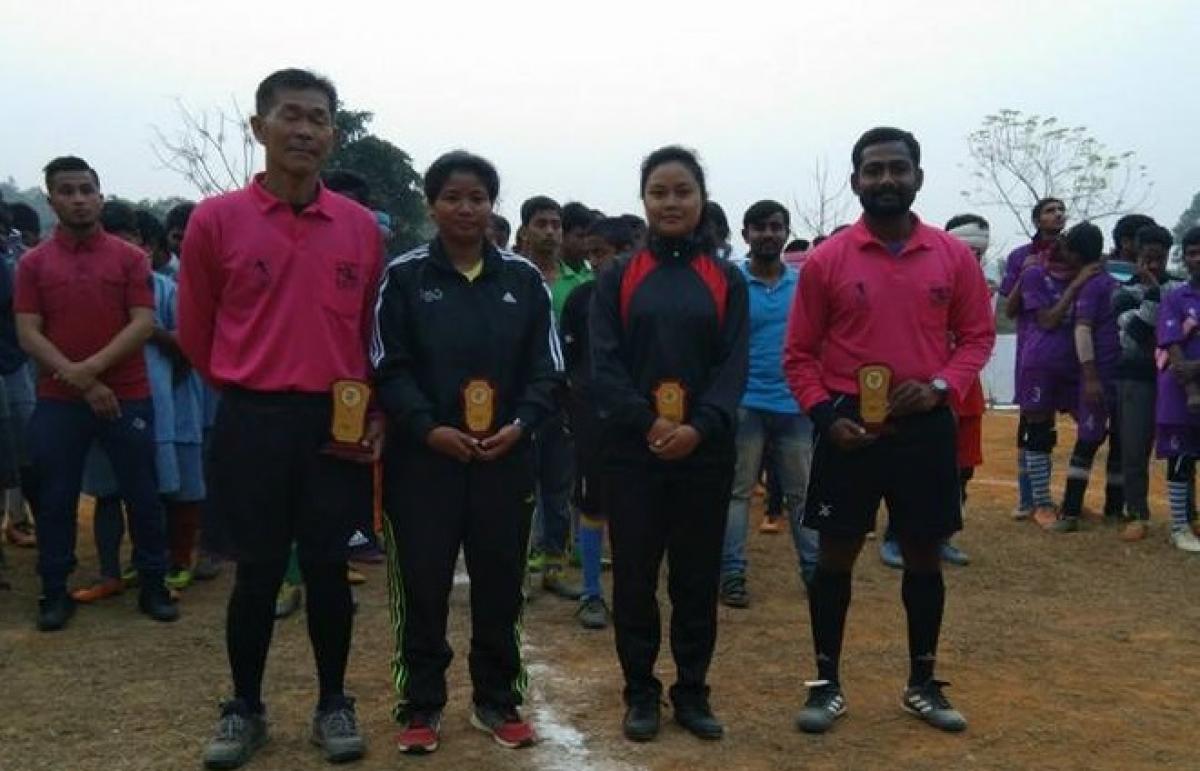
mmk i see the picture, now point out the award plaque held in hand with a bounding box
[324,379,374,461]
[857,364,892,434]
[463,379,496,438]
[652,379,687,424]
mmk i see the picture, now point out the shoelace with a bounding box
[216,713,247,741]
[323,707,359,737]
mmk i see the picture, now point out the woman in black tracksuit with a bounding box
[590,146,749,742]
[372,151,564,754]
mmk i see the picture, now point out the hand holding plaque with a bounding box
[652,379,687,424]
[324,379,377,461]
[857,364,892,434]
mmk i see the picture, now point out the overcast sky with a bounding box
[1,0,1195,265]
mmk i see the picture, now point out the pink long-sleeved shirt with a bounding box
[784,216,995,412]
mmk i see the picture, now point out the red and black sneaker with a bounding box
[470,704,537,749]
[396,710,441,754]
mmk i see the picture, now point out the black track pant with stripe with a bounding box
[383,443,535,718]
[608,459,734,705]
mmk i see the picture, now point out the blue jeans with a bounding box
[532,411,574,557]
[28,398,166,594]
[722,407,818,583]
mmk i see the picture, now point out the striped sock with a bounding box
[1017,449,1034,510]
[1168,480,1191,533]
[1026,450,1053,507]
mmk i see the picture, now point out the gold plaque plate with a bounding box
[652,379,687,424]
[463,379,496,437]
[857,364,892,432]
[330,379,371,444]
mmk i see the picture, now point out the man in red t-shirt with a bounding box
[14,156,177,632]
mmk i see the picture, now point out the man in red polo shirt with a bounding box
[177,69,383,769]
[15,156,177,632]
[784,127,994,736]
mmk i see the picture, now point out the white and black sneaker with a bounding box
[794,680,846,733]
[902,679,967,732]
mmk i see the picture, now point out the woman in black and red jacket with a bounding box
[590,146,749,742]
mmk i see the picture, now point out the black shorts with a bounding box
[804,401,961,540]
[208,389,373,565]
[568,397,608,518]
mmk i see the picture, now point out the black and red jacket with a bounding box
[590,235,749,467]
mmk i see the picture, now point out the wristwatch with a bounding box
[930,378,950,405]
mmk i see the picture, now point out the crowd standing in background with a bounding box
[0,67,1196,770]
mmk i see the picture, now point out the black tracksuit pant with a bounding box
[608,456,734,705]
[383,442,535,718]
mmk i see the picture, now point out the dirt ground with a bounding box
[2,411,1199,771]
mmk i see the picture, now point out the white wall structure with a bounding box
[982,333,1017,406]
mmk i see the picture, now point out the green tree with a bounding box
[1174,191,1200,243]
[961,109,1152,236]
[327,110,428,252]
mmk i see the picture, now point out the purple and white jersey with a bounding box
[1156,282,1200,427]
[1019,265,1077,374]
[1074,271,1120,378]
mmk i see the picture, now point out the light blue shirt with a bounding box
[740,261,802,414]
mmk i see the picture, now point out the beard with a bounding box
[859,186,916,217]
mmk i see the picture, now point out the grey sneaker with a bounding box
[204,701,268,770]
[311,696,366,762]
[879,539,904,569]
[939,540,970,566]
[719,574,749,608]
[576,595,610,630]
[902,680,967,732]
[1050,515,1081,533]
[274,583,302,619]
[192,552,224,581]
[794,680,846,733]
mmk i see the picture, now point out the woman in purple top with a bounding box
[1155,226,1200,552]
[1053,223,1123,531]
[1016,233,1101,527]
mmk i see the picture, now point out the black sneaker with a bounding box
[204,701,268,770]
[37,593,76,632]
[902,679,967,732]
[138,582,180,622]
[719,574,749,608]
[1050,515,1081,533]
[311,695,366,762]
[622,700,661,742]
[576,595,610,630]
[794,680,846,734]
[671,690,724,740]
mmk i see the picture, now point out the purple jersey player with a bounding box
[1155,226,1200,552]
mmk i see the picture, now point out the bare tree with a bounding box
[794,157,853,239]
[150,98,257,196]
[962,109,1153,236]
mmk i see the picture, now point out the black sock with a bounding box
[807,566,852,685]
[1061,441,1099,517]
[301,561,353,710]
[902,570,945,686]
[226,560,287,713]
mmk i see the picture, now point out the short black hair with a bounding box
[9,202,40,235]
[851,127,920,173]
[323,169,370,205]
[619,213,646,231]
[423,150,500,204]
[743,200,790,229]
[165,202,195,234]
[100,200,138,237]
[1112,213,1157,245]
[586,217,637,253]
[812,235,827,247]
[1065,221,1104,264]
[639,145,708,200]
[520,196,561,227]
[785,238,810,251]
[1182,226,1200,251]
[945,213,989,231]
[43,156,98,190]
[706,202,730,242]
[1135,224,1173,251]
[490,213,511,238]
[561,202,598,234]
[255,68,338,116]
[135,209,167,253]
[1031,197,1065,222]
